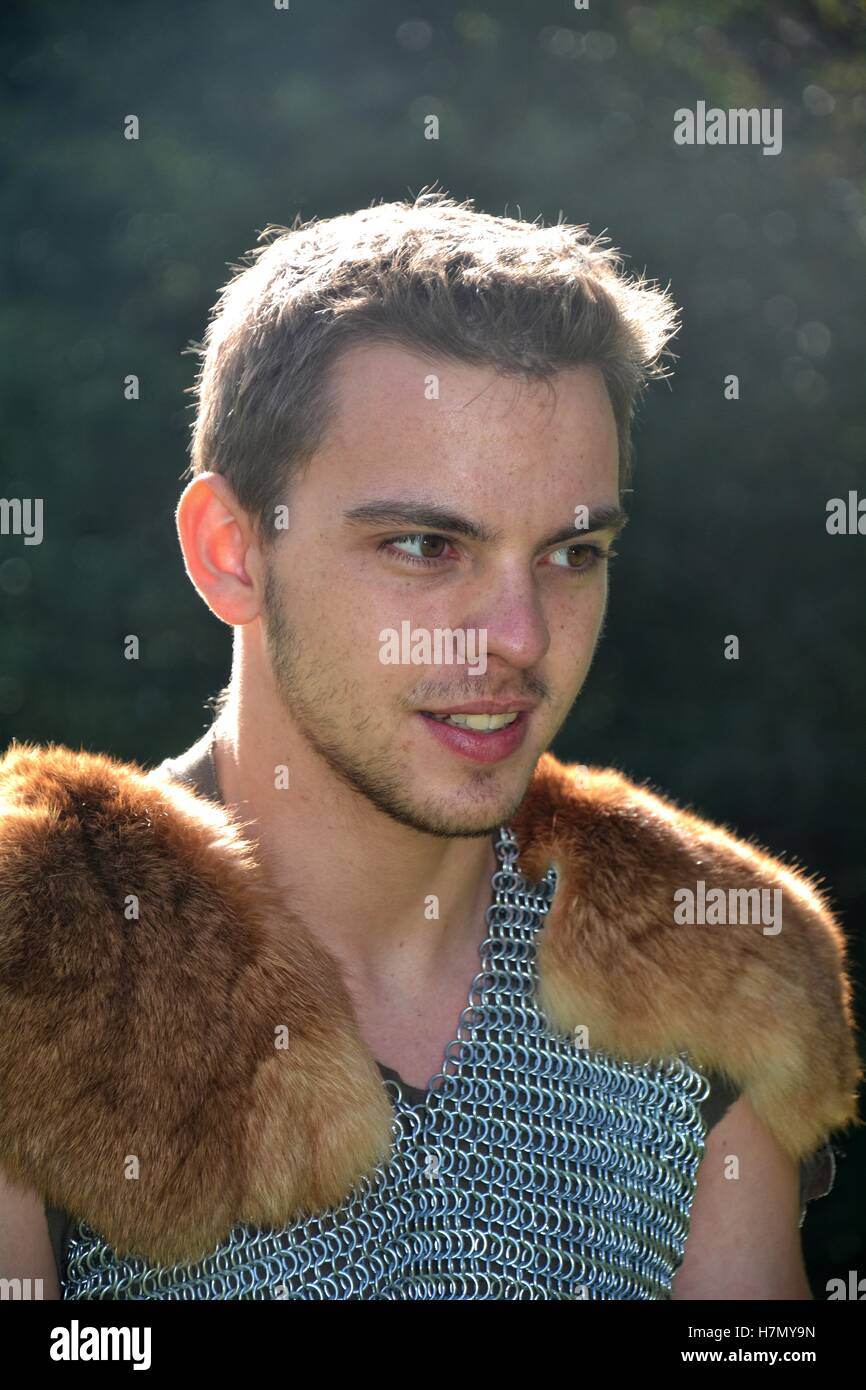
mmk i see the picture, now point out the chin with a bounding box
[400,807,514,840]
[410,773,534,838]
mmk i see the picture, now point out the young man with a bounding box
[0,193,860,1300]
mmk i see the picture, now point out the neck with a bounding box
[209,676,498,1003]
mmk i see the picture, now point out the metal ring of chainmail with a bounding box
[62,823,710,1300]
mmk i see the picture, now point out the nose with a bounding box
[463,568,551,672]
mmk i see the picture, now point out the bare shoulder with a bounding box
[0,1166,60,1299]
[670,1094,813,1301]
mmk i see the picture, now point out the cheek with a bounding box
[542,583,608,696]
[549,574,608,643]
[582,581,609,659]
[588,572,609,634]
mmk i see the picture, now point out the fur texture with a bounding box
[512,756,862,1162]
[0,740,861,1265]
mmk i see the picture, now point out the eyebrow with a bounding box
[342,499,628,550]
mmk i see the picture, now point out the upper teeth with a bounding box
[428,712,520,730]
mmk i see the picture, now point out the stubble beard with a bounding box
[261,565,536,839]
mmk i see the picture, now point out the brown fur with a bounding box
[0,740,860,1265]
[511,755,863,1162]
[0,741,393,1265]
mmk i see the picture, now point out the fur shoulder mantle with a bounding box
[0,739,860,1265]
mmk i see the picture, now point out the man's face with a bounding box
[260,341,622,837]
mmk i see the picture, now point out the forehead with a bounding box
[316,340,619,504]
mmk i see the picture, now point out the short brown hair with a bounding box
[186,190,680,544]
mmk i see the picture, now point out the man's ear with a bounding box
[175,472,264,626]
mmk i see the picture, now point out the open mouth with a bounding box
[422,711,520,733]
[416,708,530,763]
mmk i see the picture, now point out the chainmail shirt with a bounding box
[61,820,711,1300]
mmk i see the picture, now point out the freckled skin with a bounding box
[259,342,621,837]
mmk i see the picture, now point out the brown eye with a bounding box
[385,533,453,565]
[546,543,611,573]
[419,535,447,558]
[383,530,458,564]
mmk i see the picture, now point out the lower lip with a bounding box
[417,711,529,764]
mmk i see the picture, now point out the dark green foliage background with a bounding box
[1,0,864,1291]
